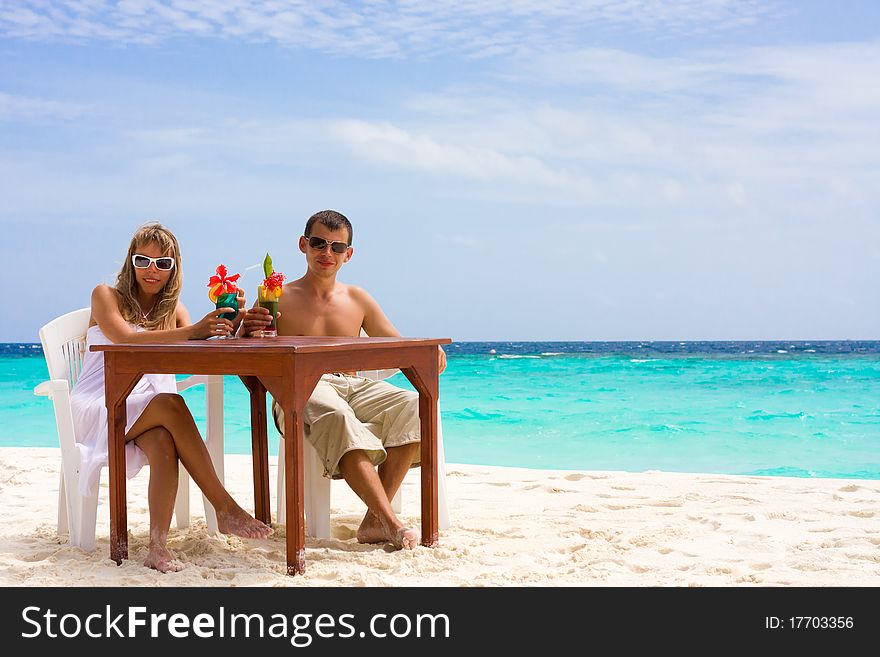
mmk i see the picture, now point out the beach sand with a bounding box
[0,447,877,586]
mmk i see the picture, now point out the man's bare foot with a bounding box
[356,511,418,550]
[144,543,184,573]
[216,505,274,539]
[390,527,419,551]
[356,511,387,544]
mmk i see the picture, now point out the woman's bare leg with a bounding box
[127,393,272,539]
[131,427,185,572]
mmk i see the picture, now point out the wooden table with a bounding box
[93,336,451,575]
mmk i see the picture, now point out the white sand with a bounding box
[0,447,877,586]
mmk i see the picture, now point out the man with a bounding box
[241,210,446,550]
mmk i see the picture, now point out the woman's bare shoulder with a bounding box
[91,284,120,304]
[175,299,191,327]
[89,284,122,328]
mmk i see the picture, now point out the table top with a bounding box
[92,335,451,354]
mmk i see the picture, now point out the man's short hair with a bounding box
[304,210,353,245]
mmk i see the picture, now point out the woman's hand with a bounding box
[232,287,247,333]
[189,309,235,339]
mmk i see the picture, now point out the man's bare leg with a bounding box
[339,448,419,550]
[355,443,420,546]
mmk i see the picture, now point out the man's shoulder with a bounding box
[282,277,307,294]
[344,283,374,304]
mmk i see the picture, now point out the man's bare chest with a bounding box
[277,295,365,337]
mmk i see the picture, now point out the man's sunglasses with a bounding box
[132,254,176,270]
[305,235,350,254]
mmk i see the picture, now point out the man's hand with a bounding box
[438,345,447,374]
[241,306,278,337]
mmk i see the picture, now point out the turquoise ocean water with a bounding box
[3,341,879,479]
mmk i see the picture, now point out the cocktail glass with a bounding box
[257,287,278,337]
[215,291,239,339]
[258,252,283,338]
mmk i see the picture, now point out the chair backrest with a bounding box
[359,328,399,381]
[39,308,91,386]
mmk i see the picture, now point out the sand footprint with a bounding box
[545,486,576,494]
[649,499,684,507]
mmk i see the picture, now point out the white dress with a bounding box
[70,324,177,497]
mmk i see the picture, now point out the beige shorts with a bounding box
[272,373,420,479]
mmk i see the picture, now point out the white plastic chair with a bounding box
[34,307,225,551]
[276,366,451,539]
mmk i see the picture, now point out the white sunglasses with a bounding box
[132,254,175,270]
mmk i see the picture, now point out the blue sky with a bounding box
[2,1,878,342]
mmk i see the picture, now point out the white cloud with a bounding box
[329,118,594,194]
[0,1,770,57]
[0,91,92,120]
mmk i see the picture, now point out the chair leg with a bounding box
[437,465,450,531]
[57,469,69,537]
[59,459,98,551]
[277,437,332,539]
[174,467,190,530]
[304,440,331,539]
[74,492,99,553]
[203,375,224,534]
[437,414,450,531]
[276,436,285,526]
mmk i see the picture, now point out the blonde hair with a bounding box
[115,222,183,331]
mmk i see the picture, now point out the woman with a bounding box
[71,222,272,572]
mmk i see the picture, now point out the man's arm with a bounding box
[356,287,401,337]
[356,287,447,373]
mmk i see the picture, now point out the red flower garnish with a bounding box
[262,271,285,294]
[207,264,241,301]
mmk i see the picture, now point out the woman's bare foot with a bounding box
[144,543,184,573]
[356,510,418,550]
[216,504,274,539]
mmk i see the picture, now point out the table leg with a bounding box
[103,358,142,565]
[107,396,128,564]
[282,402,306,575]
[240,376,271,525]
[401,353,440,548]
[249,366,320,575]
[260,364,319,576]
[418,388,439,548]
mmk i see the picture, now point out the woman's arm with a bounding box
[91,285,232,343]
